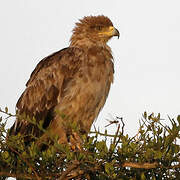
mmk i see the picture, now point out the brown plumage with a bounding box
[9,15,119,145]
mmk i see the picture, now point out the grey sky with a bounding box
[0,0,180,138]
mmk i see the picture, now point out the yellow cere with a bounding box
[99,26,115,36]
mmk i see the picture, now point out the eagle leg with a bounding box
[69,131,82,151]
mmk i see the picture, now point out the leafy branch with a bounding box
[0,108,179,179]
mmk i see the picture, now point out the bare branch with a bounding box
[122,162,158,169]
[59,160,80,180]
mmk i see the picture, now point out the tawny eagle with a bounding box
[9,15,119,145]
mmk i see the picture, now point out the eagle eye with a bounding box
[96,26,102,31]
[90,25,103,31]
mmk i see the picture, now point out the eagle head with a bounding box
[70,15,119,46]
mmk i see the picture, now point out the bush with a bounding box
[0,108,179,179]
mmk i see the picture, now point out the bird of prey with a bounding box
[9,15,119,146]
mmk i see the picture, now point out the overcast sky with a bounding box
[0,0,180,138]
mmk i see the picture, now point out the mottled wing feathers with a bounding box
[26,48,68,86]
[10,47,84,135]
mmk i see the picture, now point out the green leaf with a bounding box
[5,107,8,113]
[143,112,147,119]
[177,115,180,125]
[28,167,32,174]
[2,151,9,159]
[105,162,112,175]
[141,172,146,180]
[154,151,162,159]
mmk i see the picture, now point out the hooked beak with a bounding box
[112,27,120,39]
[98,26,120,40]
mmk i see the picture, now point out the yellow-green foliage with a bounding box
[0,108,179,180]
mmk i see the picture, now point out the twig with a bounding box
[117,117,124,135]
[0,171,36,179]
[122,162,158,169]
[113,124,120,145]
[8,146,41,180]
[59,160,80,180]
[67,168,84,179]
[0,171,62,179]
[0,108,16,118]
[105,116,119,127]
[90,131,121,138]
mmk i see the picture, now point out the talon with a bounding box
[69,132,82,150]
